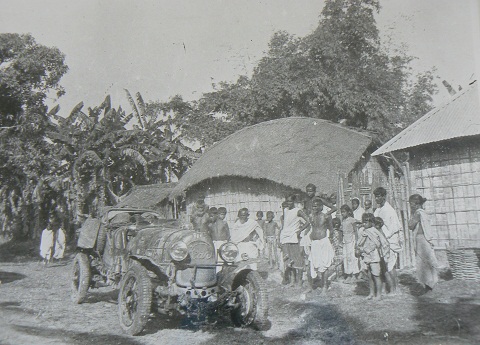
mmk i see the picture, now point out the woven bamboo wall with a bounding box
[409,139,480,249]
[186,176,300,227]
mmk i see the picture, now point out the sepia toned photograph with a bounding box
[1,1,479,344]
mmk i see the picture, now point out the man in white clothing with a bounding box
[230,208,264,262]
[373,187,403,294]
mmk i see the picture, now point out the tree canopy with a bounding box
[176,0,437,146]
[0,33,68,132]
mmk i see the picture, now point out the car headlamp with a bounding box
[219,242,239,263]
[169,241,188,261]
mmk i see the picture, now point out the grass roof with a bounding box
[171,117,372,197]
[116,183,176,209]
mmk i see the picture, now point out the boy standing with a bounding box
[373,187,403,294]
[256,211,266,230]
[357,213,390,300]
[210,207,230,268]
[264,211,280,268]
[217,207,230,237]
[308,198,335,294]
[190,199,211,233]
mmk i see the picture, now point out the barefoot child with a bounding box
[357,213,390,300]
[264,211,280,268]
[374,217,390,289]
[308,198,335,294]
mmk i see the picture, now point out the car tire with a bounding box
[95,226,107,254]
[71,252,91,304]
[118,263,152,336]
[231,271,268,330]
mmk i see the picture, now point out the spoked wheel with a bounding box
[118,263,152,335]
[231,271,268,330]
[71,252,91,304]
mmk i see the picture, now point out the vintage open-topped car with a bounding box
[71,208,268,335]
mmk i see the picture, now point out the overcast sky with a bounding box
[1,0,479,115]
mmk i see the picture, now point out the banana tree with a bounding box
[47,96,148,220]
[125,90,197,183]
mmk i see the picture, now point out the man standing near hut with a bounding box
[308,198,335,294]
[304,184,317,215]
[373,187,403,295]
[280,195,310,286]
[230,208,264,262]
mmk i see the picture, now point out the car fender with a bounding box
[218,260,259,290]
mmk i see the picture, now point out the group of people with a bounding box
[191,182,439,300]
[39,214,66,265]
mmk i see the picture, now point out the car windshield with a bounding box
[107,210,163,227]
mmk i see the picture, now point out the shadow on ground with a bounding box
[14,325,143,345]
[84,289,119,304]
[0,271,26,283]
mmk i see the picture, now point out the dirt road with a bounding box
[1,249,479,345]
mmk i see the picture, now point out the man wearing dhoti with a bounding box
[230,208,264,262]
[373,187,403,294]
[307,198,335,294]
[408,194,438,292]
[40,219,55,265]
[280,195,310,286]
[53,222,66,260]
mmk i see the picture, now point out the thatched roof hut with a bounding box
[116,183,177,218]
[171,117,383,224]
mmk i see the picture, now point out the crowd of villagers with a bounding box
[192,184,440,300]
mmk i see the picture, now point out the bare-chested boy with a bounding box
[190,199,211,232]
[264,211,280,268]
[308,198,336,294]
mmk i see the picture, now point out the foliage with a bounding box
[0,33,68,133]
[126,91,197,183]
[0,33,68,239]
[183,0,437,145]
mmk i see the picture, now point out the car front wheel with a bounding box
[71,252,91,304]
[118,263,152,335]
[231,271,268,330]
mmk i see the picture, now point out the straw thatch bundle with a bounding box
[171,117,373,198]
[116,183,176,210]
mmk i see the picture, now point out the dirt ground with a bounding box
[1,241,479,345]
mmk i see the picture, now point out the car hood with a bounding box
[128,225,215,265]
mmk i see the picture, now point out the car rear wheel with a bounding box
[231,271,268,330]
[118,263,152,335]
[71,252,91,304]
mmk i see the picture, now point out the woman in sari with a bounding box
[408,194,438,292]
